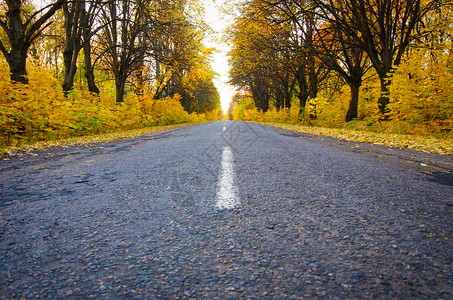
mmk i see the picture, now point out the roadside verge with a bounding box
[1,123,198,159]
[259,122,453,172]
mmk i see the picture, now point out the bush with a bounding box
[389,49,453,124]
[0,61,218,148]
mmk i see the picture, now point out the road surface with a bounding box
[1,121,452,298]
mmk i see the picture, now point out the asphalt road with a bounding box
[1,121,452,298]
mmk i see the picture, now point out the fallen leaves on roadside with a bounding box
[1,124,192,158]
[264,122,452,155]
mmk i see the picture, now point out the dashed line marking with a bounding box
[215,146,239,210]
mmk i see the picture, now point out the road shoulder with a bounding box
[261,123,453,172]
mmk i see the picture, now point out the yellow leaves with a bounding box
[389,47,453,124]
[0,61,218,151]
[233,105,300,124]
[265,123,452,155]
[1,124,193,156]
[204,109,220,121]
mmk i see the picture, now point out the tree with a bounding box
[94,0,203,104]
[0,0,65,83]
[314,23,371,121]
[316,0,442,115]
[62,0,83,94]
[80,0,101,94]
[388,3,453,123]
[96,0,149,103]
[259,0,330,117]
[171,44,221,113]
[228,1,281,113]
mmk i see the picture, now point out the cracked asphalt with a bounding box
[1,121,452,298]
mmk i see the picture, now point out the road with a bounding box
[1,121,452,298]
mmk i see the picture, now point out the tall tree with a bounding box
[316,0,441,115]
[228,2,280,113]
[260,0,330,117]
[62,0,83,94]
[80,0,101,94]
[314,23,371,121]
[0,0,65,83]
[97,0,149,103]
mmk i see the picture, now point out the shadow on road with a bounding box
[425,171,453,187]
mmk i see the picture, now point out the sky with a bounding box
[202,0,237,113]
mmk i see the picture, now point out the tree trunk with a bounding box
[81,4,99,95]
[135,34,145,96]
[250,76,270,113]
[62,41,80,94]
[298,92,308,117]
[308,84,318,120]
[62,1,82,95]
[8,48,29,84]
[84,46,99,94]
[115,64,128,103]
[282,72,293,109]
[378,76,391,116]
[295,65,308,118]
[62,57,77,94]
[346,79,361,121]
[284,83,292,109]
[3,0,29,84]
[116,78,126,103]
[308,68,318,120]
[275,92,283,111]
[1,0,64,84]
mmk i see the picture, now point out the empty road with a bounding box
[1,121,452,298]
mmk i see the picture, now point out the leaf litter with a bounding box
[263,122,452,155]
[1,123,193,159]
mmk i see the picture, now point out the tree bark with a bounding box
[62,1,83,94]
[8,47,29,84]
[115,67,127,103]
[81,3,99,95]
[378,77,391,116]
[346,79,361,121]
[0,0,64,83]
[294,65,308,117]
[298,92,309,117]
[3,0,29,83]
[83,43,100,94]
[116,81,126,103]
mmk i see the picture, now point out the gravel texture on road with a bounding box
[1,121,452,299]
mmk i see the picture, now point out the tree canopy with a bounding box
[228,0,452,125]
[0,0,221,147]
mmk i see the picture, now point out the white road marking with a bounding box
[223,126,226,131]
[215,146,239,210]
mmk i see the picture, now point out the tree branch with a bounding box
[25,0,65,44]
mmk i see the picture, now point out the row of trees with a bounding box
[0,0,220,112]
[228,0,452,122]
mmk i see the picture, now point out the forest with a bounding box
[1,0,452,152]
[227,0,453,138]
[0,0,221,149]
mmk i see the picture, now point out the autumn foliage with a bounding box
[229,0,453,138]
[0,61,218,148]
[0,0,223,151]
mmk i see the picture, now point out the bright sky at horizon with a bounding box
[202,0,236,113]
